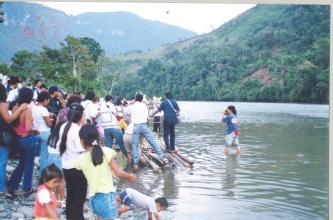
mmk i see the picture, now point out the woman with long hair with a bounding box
[7,87,39,198]
[58,103,87,220]
[0,84,27,195]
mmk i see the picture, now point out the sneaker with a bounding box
[133,164,139,172]
[162,158,169,165]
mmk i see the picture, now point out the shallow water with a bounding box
[118,101,329,220]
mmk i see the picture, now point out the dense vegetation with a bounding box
[111,5,330,103]
[0,4,330,103]
[0,36,116,95]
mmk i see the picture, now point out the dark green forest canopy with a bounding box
[0,4,330,103]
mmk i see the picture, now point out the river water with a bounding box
[118,101,329,220]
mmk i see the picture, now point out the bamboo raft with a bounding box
[139,136,194,172]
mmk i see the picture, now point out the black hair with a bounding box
[0,84,6,102]
[59,103,84,155]
[135,93,143,102]
[37,91,50,103]
[105,95,113,102]
[66,94,82,107]
[84,91,96,101]
[48,120,67,149]
[8,76,20,85]
[155,197,168,209]
[40,84,47,90]
[17,87,33,105]
[116,96,124,106]
[227,105,237,115]
[79,124,103,166]
[39,163,63,185]
[165,91,173,99]
[34,79,42,86]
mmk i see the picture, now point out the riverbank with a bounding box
[3,154,147,220]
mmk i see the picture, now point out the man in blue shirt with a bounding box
[153,92,180,153]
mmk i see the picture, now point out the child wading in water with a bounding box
[74,124,136,220]
[118,188,168,220]
[34,164,63,220]
[222,105,240,155]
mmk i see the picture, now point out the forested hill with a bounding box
[111,4,330,103]
[0,2,196,61]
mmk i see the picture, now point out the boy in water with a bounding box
[117,188,168,220]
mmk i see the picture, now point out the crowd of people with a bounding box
[0,76,182,220]
[0,75,240,220]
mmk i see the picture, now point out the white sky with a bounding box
[39,2,255,34]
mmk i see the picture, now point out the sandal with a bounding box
[21,188,37,197]
[5,190,15,199]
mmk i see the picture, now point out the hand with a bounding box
[32,129,40,135]
[17,103,28,112]
[128,174,137,184]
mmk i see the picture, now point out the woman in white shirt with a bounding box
[32,91,53,174]
[57,103,87,220]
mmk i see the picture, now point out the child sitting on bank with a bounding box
[118,188,168,220]
[34,164,63,220]
[74,124,136,220]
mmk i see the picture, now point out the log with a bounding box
[147,152,164,167]
[171,152,191,168]
[174,151,194,166]
[142,152,160,172]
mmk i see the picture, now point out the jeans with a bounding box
[163,121,176,151]
[132,123,164,164]
[0,146,9,192]
[47,154,62,173]
[104,127,128,156]
[36,131,50,174]
[63,168,87,220]
[8,135,37,192]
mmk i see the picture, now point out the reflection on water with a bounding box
[116,102,328,220]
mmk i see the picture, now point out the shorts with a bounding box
[119,190,134,209]
[47,154,63,174]
[90,192,118,219]
[226,132,239,147]
[123,133,132,153]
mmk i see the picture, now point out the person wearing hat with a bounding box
[46,85,65,132]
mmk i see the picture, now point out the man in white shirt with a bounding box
[6,76,21,103]
[99,95,129,159]
[118,188,168,220]
[130,93,167,171]
[81,91,98,124]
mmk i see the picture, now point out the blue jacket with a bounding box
[158,99,180,123]
[222,114,239,134]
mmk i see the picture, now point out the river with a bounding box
[118,101,329,220]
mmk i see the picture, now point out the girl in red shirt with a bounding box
[34,164,63,220]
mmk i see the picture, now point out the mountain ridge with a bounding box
[0,2,197,61]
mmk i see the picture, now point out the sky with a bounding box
[39,2,255,34]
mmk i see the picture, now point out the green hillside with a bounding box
[110,4,330,103]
